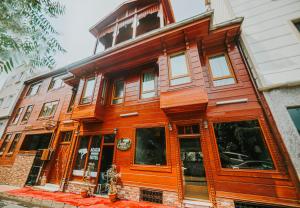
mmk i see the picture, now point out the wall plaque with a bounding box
[117,138,131,151]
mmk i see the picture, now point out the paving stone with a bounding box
[52,201,65,208]
[41,199,53,207]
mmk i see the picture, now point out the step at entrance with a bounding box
[33,183,60,192]
[183,199,212,208]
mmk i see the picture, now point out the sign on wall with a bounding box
[117,138,131,151]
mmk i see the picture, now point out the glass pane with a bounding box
[142,72,155,92]
[83,78,96,100]
[73,136,89,173]
[170,0,206,22]
[209,55,231,78]
[170,53,188,77]
[104,134,115,143]
[287,107,300,134]
[170,76,191,86]
[87,136,101,177]
[213,78,235,87]
[213,120,274,170]
[22,105,33,122]
[0,134,11,155]
[142,92,155,99]
[135,127,166,165]
[114,80,124,98]
[8,134,21,153]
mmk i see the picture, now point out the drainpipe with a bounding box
[237,39,300,192]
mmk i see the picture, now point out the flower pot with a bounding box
[108,193,117,202]
[80,190,88,198]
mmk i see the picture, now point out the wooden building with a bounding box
[0,0,299,207]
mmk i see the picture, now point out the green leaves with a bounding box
[0,0,65,73]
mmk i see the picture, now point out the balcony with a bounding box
[160,87,208,114]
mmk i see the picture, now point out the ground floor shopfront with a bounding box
[39,104,300,208]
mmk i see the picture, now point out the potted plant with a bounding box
[106,164,120,202]
[81,163,94,198]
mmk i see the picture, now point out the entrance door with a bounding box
[179,138,208,200]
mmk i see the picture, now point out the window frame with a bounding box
[209,117,279,176]
[39,100,59,118]
[168,51,192,86]
[0,134,12,156]
[48,74,65,91]
[131,124,171,172]
[21,105,34,123]
[59,131,73,144]
[140,69,158,99]
[67,89,77,113]
[207,53,236,87]
[99,79,108,105]
[26,81,42,97]
[12,107,24,125]
[6,133,22,156]
[80,77,96,105]
[287,106,300,134]
[111,79,125,105]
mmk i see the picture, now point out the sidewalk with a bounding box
[0,185,173,208]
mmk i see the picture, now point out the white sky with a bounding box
[0,0,205,89]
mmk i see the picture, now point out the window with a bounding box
[141,71,156,99]
[292,19,300,32]
[48,74,65,90]
[39,101,59,118]
[135,127,166,166]
[170,0,206,22]
[7,133,21,154]
[169,53,191,86]
[81,78,96,104]
[112,80,125,104]
[73,135,101,177]
[177,124,200,135]
[67,89,77,113]
[208,54,236,87]
[60,131,73,142]
[21,105,33,123]
[0,134,11,155]
[4,95,13,108]
[287,107,300,134]
[27,82,42,96]
[213,120,274,170]
[0,98,3,107]
[100,79,108,105]
[12,107,24,125]
[20,134,52,151]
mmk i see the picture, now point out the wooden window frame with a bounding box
[21,105,34,124]
[59,131,73,144]
[80,77,96,105]
[67,89,77,113]
[26,81,42,97]
[0,134,12,156]
[48,74,65,91]
[140,69,158,99]
[12,107,24,125]
[131,123,171,172]
[209,116,280,177]
[168,51,192,86]
[38,100,59,118]
[6,133,22,156]
[207,52,236,87]
[111,79,125,105]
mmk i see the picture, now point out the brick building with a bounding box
[0,0,299,208]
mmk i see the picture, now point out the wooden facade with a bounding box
[0,0,299,207]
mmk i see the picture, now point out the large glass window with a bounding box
[112,80,125,104]
[213,120,274,170]
[81,78,96,104]
[21,105,33,123]
[287,107,300,134]
[135,127,166,166]
[0,134,11,156]
[169,53,191,86]
[39,101,59,118]
[208,54,236,87]
[7,133,21,154]
[27,82,42,96]
[20,134,52,151]
[48,74,65,90]
[73,135,101,177]
[12,107,24,125]
[141,71,156,99]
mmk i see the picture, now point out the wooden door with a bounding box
[48,143,70,184]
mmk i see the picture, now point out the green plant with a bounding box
[105,164,120,195]
[0,0,65,73]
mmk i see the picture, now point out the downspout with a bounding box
[237,39,300,192]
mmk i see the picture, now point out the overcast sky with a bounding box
[0,0,204,89]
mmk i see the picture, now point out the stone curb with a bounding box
[0,192,78,208]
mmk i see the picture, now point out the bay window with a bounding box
[208,54,236,87]
[135,127,166,166]
[213,120,274,170]
[169,52,191,86]
[141,71,156,99]
[81,78,96,104]
[112,80,125,104]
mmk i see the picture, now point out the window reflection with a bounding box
[213,120,274,170]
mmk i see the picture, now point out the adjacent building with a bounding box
[0,1,299,208]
